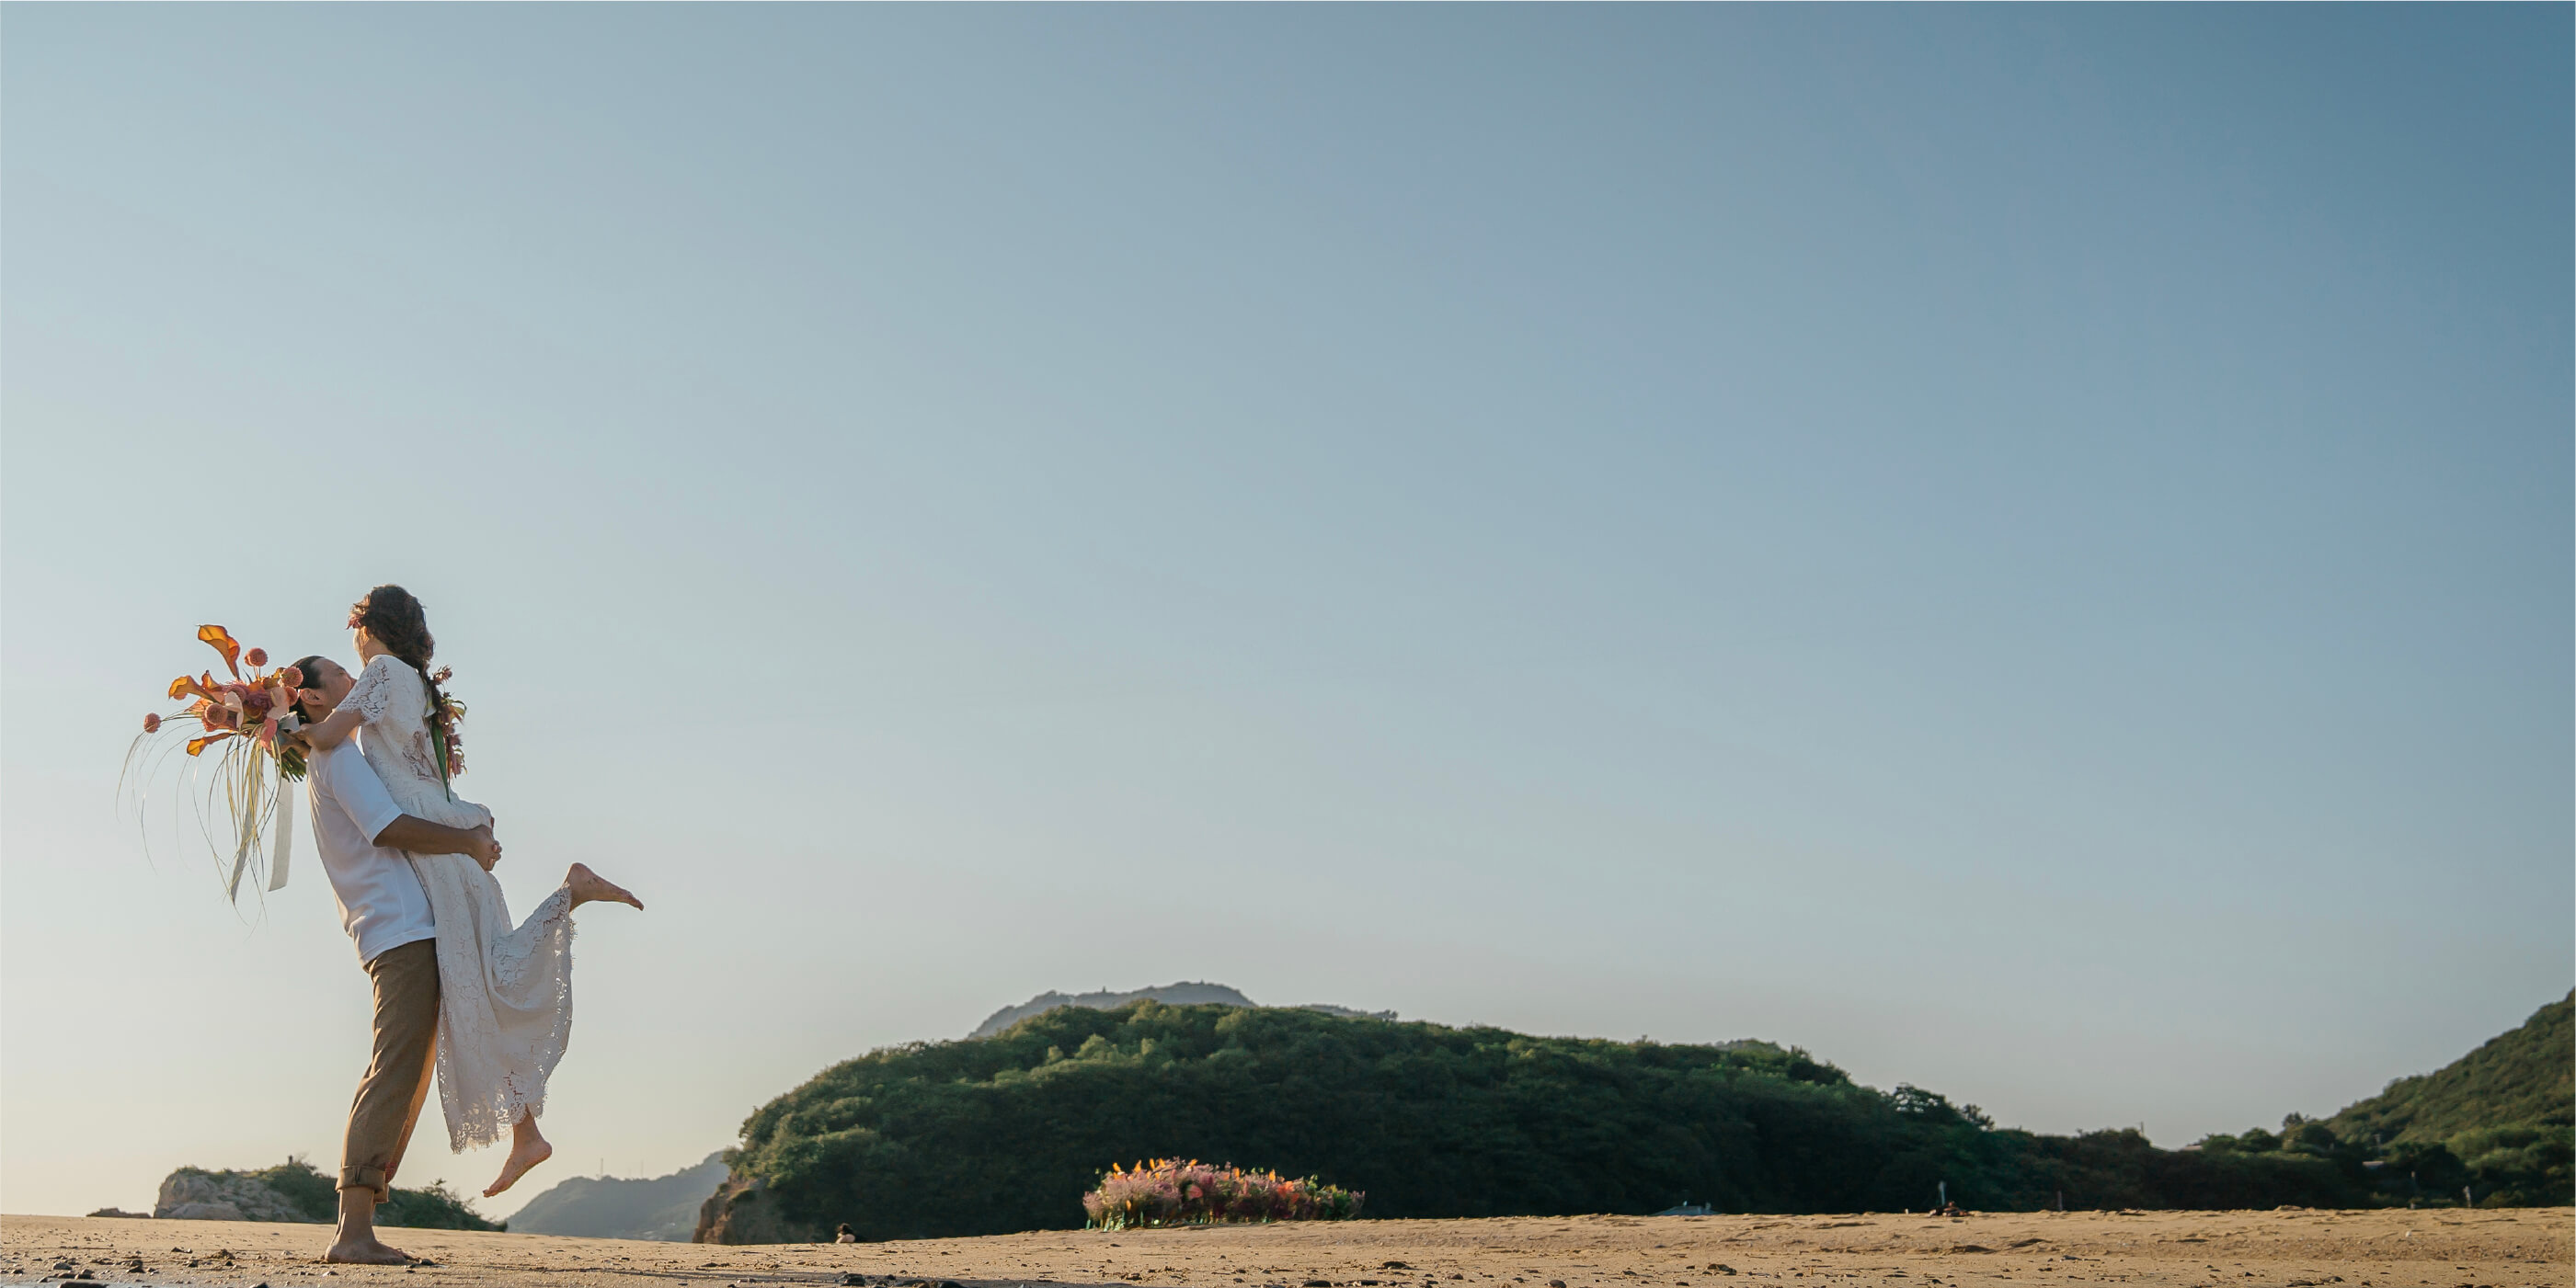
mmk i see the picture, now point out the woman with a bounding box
[300,584,643,1197]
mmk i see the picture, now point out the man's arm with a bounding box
[313,744,503,872]
[375,816,501,872]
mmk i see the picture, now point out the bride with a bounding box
[298,584,643,1197]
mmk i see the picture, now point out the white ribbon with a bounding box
[225,825,253,902]
[268,777,294,892]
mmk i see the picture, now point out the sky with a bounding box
[3,6,2568,1223]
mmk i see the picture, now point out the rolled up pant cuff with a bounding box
[339,1164,391,1202]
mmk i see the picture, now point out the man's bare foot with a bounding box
[484,1134,554,1197]
[565,862,643,910]
[324,1237,412,1265]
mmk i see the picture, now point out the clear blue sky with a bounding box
[4,6,2567,1219]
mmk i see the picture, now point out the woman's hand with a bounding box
[466,825,501,872]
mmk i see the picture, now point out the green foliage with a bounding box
[247,1157,339,1221]
[716,1001,2449,1242]
[2310,992,2572,1207]
[377,1179,505,1231]
[2196,1128,2281,1155]
[188,1157,502,1231]
[2324,993,2572,1146]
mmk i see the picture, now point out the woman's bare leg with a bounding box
[474,866,630,1198]
[564,862,643,910]
[473,865,634,1198]
[484,1111,554,1197]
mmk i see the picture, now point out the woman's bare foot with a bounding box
[565,862,643,910]
[485,1115,554,1197]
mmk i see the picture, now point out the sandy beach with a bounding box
[6,1207,2564,1288]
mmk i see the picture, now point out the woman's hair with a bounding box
[349,585,456,768]
[349,584,437,672]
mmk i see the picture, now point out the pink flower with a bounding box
[245,647,269,667]
[279,665,304,688]
[143,712,162,733]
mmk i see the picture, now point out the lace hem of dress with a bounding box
[436,883,578,1153]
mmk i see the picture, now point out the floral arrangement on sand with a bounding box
[1082,1158,1364,1230]
[123,625,309,901]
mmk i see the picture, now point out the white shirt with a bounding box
[305,741,435,963]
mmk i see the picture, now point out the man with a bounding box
[289,655,502,1266]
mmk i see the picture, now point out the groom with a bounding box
[289,655,503,1266]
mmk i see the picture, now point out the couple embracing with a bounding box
[288,585,641,1264]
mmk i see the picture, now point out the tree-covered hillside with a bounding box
[2324,993,2571,1146]
[702,1002,2394,1243]
[2284,992,2573,1207]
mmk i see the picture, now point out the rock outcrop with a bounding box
[696,1172,814,1245]
[155,1169,316,1223]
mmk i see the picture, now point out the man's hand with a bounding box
[374,815,504,872]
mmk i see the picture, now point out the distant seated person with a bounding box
[836,1224,859,1244]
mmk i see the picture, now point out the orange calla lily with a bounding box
[185,732,236,756]
[168,671,219,702]
[198,624,243,678]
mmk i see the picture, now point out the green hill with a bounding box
[2325,993,2572,1145]
[2303,991,2573,1206]
[699,1001,2376,1243]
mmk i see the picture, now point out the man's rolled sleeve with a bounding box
[320,746,407,846]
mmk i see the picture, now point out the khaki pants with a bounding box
[340,938,440,1201]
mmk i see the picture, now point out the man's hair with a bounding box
[290,655,334,723]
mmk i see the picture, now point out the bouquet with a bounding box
[125,625,310,902]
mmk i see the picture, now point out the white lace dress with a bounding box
[345,654,575,1153]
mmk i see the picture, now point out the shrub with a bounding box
[1083,1158,1362,1230]
[378,1179,505,1231]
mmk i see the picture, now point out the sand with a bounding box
[5,1207,2565,1288]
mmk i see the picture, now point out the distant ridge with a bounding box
[969,982,1393,1039]
[505,1152,729,1241]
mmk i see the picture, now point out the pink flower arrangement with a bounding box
[155,626,308,766]
[1082,1158,1363,1230]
